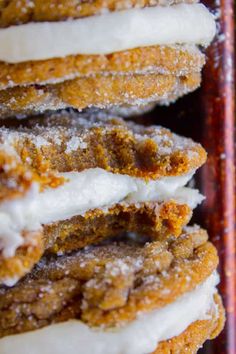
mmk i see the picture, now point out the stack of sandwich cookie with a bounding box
[0,1,224,353]
[0,0,216,118]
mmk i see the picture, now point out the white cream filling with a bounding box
[0,4,216,63]
[0,272,219,354]
[0,168,204,259]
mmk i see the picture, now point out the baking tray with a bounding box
[140,1,235,352]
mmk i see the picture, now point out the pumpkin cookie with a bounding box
[0,227,225,353]
[0,1,215,116]
[0,112,207,285]
[0,72,201,119]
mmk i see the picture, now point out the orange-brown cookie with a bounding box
[154,294,225,354]
[0,0,215,115]
[0,200,192,286]
[0,112,207,198]
[0,113,206,285]
[0,46,204,90]
[0,72,201,118]
[0,228,224,354]
[0,298,224,354]
[0,231,44,287]
[0,0,198,27]
[45,200,192,254]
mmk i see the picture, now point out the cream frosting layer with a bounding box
[0,168,203,259]
[0,4,216,63]
[0,272,219,354]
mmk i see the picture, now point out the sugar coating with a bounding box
[0,72,201,118]
[0,227,218,336]
[0,111,204,160]
[0,44,204,91]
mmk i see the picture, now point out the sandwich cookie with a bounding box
[0,0,216,117]
[0,227,225,354]
[0,112,206,285]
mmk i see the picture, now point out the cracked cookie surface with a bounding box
[0,227,218,336]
